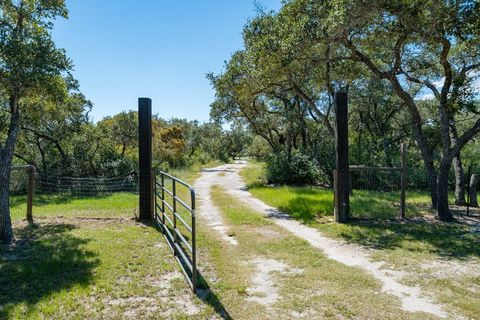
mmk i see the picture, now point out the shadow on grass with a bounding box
[196,272,232,320]
[275,189,430,222]
[142,220,232,320]
[262,187,479,259]
[337,219,480,259]
[0,223,99,318]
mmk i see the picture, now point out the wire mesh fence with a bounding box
[350,166,402,192]
[35,173,139,195]
[9,170,140,220]
[346,165,435,220]
[10,170,139,195]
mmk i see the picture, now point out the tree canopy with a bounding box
[209,0,480,220]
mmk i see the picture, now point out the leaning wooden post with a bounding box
[138,98,153,220]
[400,143,407,219]
[26,166,35,223]
[334,92,350,223]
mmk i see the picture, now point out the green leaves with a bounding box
[0,0,71,99]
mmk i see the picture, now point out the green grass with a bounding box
[239,161,480,319]
[239,162,480,259]
[1,162,227,320]
[10,193,139,221]
[3,160,479,318]
[0,217,223,319]
[9,160,225,222]
[242,161,433,221]
[249,186,435,220]
[195,186,438,319]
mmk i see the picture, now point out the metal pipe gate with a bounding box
[154,171,197,292]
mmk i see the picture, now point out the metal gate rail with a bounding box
[154,171,196,292]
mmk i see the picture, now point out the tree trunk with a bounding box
[0,99,20,244]
[0,167,14,244]
[453,155,466,205]
[387,76,438,209]
[436,158,454,221]
[470,174,479,207]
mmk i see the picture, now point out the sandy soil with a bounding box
[194,161,452,318]
[246,258,303,306]
[194,168,238,246]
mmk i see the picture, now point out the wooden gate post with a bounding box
[12,165,36,222]
[334,92,350,223]
[139,98,153,220]
[400,143,407,219]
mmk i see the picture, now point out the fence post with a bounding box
[139,97,153,220]
[26,166,35,223]
[400,143,407,219]
[334,92,350,223]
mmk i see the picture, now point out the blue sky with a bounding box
[52,1,282,122]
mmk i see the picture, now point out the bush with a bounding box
[266,151,321,185]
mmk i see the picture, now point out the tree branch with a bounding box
[290,81,335,136]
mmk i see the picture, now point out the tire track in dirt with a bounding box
[194,168,238,246]
[195,161,450,319]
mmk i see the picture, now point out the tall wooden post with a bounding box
[26,166,35,223]
[139,98,153,220]
[334,92,349,223]
[400,143,407,219]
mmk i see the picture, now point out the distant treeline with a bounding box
[10,102,252,178]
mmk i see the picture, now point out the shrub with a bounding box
[265,151,321,185]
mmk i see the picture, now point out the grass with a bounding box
[239,162,480,260]
[9,160,224,222]
[0,217,222,319]
[10,193,139,221]
[239,161,480,319]
[194,186,438,319]
[3,160,479,318]
[242,161,434,221]
[1,161,227,320]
